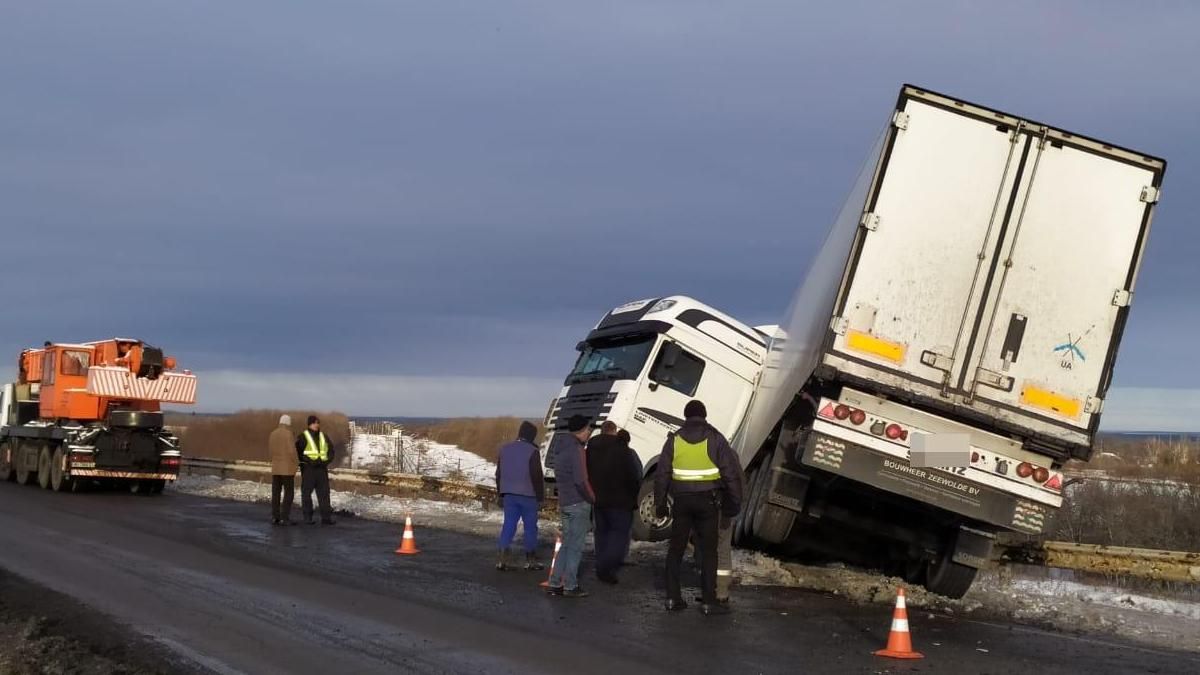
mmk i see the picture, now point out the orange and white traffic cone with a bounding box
[538,535,563,588]
[874,587,923,659]
[394,515,420,555]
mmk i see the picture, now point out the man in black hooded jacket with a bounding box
[654,400,743,615]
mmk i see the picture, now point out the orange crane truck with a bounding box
[0,339,197,494]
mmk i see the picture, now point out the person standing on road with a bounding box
[269,414,299,525]
[616,428,641,566]
[495,421,546,571]
[586,421,640,584]
[295,415,336,525]
[655,400,742,615]
[545,414,595,598]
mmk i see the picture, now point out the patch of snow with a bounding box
[346,428,496,487]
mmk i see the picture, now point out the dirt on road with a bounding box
[0,572,195,675]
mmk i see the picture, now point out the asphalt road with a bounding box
[0,483,1195,675]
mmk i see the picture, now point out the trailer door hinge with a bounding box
[1112,289,1133,308]
[973,367,1014,393]
[1139,186,1160,204]
[860,212,880,231]
[892,111,909,130]
[830,316,848,335]
[1084,396,1104,415]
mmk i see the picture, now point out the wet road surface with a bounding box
[0,484,1196,674]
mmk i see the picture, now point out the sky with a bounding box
[2,1,1197,429]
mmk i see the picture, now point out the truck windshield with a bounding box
[566,334,656,384]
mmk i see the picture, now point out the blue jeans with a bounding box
[594,508,634,578]
[497,494,540,553]
[549,501,592,590]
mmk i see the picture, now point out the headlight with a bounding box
[646,299,677,314]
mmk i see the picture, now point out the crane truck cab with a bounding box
[540,296,769,540]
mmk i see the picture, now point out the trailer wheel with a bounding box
[50,447,74,492]
[0,441,14,482]
[36,445,53,490]
[924,551,978,599]
[632,475,672,542]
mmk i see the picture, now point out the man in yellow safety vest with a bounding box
[294,415,337,525]
[654,400,743,615]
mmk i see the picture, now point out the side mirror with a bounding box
[660,343,681,370]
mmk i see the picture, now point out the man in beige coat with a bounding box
[269,414,299,525]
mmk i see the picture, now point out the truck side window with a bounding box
[42,352,56,385]
[649,343,705,396]
[61,350,91,376]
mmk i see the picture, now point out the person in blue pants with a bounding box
[495,421,546,571]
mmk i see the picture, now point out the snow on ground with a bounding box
[346,428,496,487]
[175,473,1200,652]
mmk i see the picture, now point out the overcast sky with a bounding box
[2,2,1197,428]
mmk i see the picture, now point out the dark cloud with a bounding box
[1,1,1196,402]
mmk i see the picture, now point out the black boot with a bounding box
[523,553,544,571]
[496,550,510,571]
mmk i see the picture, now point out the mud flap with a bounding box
[766,467,810,514]
[950,525,995,569]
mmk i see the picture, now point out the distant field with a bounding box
[172,409,352,466]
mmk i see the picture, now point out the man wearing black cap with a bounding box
[545,414,595,598]
[654,400,743,615]
[295,415,336,525]
[494,421,546,571]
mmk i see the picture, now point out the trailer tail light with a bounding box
[818,403,836,419]
[884,423,907,441]
[849,409,867,426]
[161,456,181,469]
[1032,466,1050,484]
[1016,462,1034,478]
[834,404,851,420]
[1044,474,1063,492]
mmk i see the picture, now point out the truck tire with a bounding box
[37,445,53,490]
[130,479,165,496]
[109,410,164,429]
[749,451,796,545]
[14,443,35,485]
[50,447,74,492]
[632,475,672,541]
[0,441,14,482]
[735,461,766,544]
[925,552,978,599]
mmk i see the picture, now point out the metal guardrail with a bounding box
[998,541,1200,583]
[182,457,1199,583]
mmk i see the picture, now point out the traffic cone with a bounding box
[874,588,924,659]
[538,535,563,588]
[394,515,420,555]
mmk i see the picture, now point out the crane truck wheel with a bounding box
[49,447,74,492]
[0,441,14,482]
[109,410,165,429]
[632,475,672,542]
[36,445,53,490]
[14,442,35,485]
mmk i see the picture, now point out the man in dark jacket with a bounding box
[295,415,336,525]
[545,415,595,598]
[495,421,546,571]
[654,400,742,615]
[586,421,641,584]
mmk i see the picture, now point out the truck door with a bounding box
[827,94,1026,397]
[961,134,1161,435]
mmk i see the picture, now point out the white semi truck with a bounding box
[541,85,1166,597]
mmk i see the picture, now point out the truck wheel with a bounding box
[924,552,978,599]
[148,479,166,495]
[129,480,153,496]
[632,475,672,541]
[50,447,74,492]
[37,446,53,490]
[735,461,766,544]
[109,410,164,429]
[14,443,35,485]
[749,452,796,545]
[0,441,14,482]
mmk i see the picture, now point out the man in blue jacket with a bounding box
[545,415,595,598]
[495,421,546,571]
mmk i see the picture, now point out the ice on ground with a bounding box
[346,428,496,487]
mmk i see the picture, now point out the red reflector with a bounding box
[1044,474,1062,491]
[818,403,836,419]
[970,451,980,464]
[884,423,904,440]
[849,409,867,426]
[1032,466,1050,483]
[1016,462,1034,479]
[834,405,851,420]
